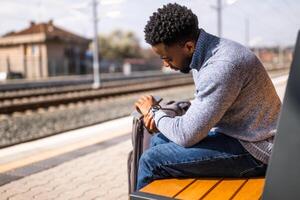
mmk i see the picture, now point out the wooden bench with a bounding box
[131,177,265,200]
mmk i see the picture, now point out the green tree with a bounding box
[98,30,142,60]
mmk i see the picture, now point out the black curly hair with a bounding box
[144,3,200,46]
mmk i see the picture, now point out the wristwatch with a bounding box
[149,104,161,117]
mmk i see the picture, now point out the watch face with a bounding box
[150,106,160,117]
[151,107,160,112]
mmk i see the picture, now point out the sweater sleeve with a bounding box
[153,61,244,147]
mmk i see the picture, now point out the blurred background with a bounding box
[0,0,298,80]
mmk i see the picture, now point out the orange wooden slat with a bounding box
[202,178,247,200]
[140,178,195,197]
[175,178,221,200]
[232,178,265,200]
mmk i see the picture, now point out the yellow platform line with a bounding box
[0,127,130,173]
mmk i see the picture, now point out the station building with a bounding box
[0,20,91,79]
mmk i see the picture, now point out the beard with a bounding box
[180,65,191,74]
[179,56,192,74]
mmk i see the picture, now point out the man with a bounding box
[134,3,281,191]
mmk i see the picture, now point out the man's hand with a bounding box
[143,112,158,133]
[135,95,159,133]
[134,95,158,116]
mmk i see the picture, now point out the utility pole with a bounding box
[245,17,250,47]
[217,0,222,37]
[278,44,284,69]
[92,0,100,89]
[211,0,241,37]
[211,0,223,37]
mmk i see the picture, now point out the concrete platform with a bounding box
[0,75,288,200]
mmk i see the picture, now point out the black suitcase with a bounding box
[127,96,191,194]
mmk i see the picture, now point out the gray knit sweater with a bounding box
[153,29,281,164]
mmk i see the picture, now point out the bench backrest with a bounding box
[262,31,300,200]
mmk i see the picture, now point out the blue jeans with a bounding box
[136,131,267,190]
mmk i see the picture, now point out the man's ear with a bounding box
[184,41,195,56]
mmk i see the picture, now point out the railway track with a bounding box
[0,71,183,92]
[0,75,194,114]
[0,73,188,101]
[0,68,289,115]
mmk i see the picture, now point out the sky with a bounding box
[0,0,299,48]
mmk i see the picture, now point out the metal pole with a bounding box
[211,0,222,37]
[92,0,100,88]
[245,17,250,47]
[278,44,283,69]
[217,0,222,37]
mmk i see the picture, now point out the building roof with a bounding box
[1,20,91,45]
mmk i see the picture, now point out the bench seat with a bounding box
[131,177,265,200]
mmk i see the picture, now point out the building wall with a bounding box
[0,43,48,79]
[25,44,40,79]
[24,43,48,79]
[47,42,69,76]
[0,41,90,78]
[40,44,48,77]
[252,47,294,70]
[47,41,89,76]
[0,45,24,74]
[0,25,91,79]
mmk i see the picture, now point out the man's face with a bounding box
[152,42,195,74]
